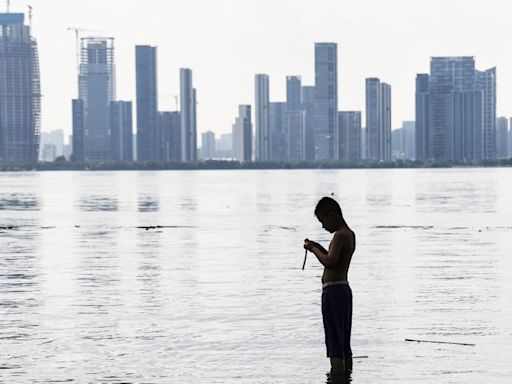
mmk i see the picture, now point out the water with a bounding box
[0,169,511,383]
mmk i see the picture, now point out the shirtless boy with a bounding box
[304,197,355,376]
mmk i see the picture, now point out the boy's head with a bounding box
[315,197,343,233]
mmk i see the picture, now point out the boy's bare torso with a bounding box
[322,226,355,284]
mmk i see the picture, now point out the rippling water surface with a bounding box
[1,169,511,383]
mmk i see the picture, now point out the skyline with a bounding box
[6,0,512,139]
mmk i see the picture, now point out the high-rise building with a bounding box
[366,78,392,161]
[314,43,338,161]
[338,111,361,162]
[158,111,181,162]
[201,131,216,160]
[216,133,233,159]
[71,99,84,161]
[415,74,430,161]
[110,101,133,161]
[0,13,41,162]
[286,76,303,161]
[422,57,496,162]
[255,74,270,161]
[136,45,158,161]
[180,68,197,162]
[477,68,497,160]
[301,86,316,161]
[39,130,64,160]
[78,37,115,160]
[392,121,415,160]
[509,118,512,158]
[269,102,287,161]
[232,105,252,162]
[430,57,474,160]
[496,117,509,159]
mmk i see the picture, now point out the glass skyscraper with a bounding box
[0,13,40,162]
[78,37,116,161]
[314,43,338,161]
[136,45,159,161]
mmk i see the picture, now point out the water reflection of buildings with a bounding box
[0,194,41,346]
[78,196,119,212]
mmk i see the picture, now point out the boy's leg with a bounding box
[344,357,353,372]
[330,357,345,373]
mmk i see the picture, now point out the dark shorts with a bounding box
[322,283,353,359]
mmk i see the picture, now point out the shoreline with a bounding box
[1,159,512,172]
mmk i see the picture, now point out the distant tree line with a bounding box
[1,156,512,172]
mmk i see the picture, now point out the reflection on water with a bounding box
[0,169,511,383]
[137,195,159,212]
[79,195,118,212]
[0,194,39,211]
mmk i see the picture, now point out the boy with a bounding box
[304,197,355,377]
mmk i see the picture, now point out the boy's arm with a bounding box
[305,233,344,269]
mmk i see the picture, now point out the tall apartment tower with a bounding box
[180,68,197,162]
[338,111,361,161]
[110,101,133,161]
[314,43,338,161]
[232,105,252,162]
[255,74,270,161]
[301,86,316,161]
[286,76,303,161]
[269,102,287,161]
[477,68,496,160]
[415,74,430,161]
[496,117,509,159]
[201,131,216,160]
[78,37,115,161]
[424,57,496,162]
[0,13,41,162]
[136,45,158,161]
[509,118,512,158]
[366,78,392,161]
[71,99,84,160]
[158,111,181,162]
[429,57,475,161]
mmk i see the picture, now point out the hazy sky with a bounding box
[10,0,512,139]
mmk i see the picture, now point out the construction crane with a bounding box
[67,27,105,77]
[159,94,180,111]
[27,5,32,29]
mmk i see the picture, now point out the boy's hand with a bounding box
[304,238,318,252]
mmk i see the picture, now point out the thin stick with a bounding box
[302,249,308,270]
[405,338,475,346]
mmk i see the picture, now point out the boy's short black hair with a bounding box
[315,197,342,217]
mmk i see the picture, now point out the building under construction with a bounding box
[0,12,41,162]
[73,37,115,161]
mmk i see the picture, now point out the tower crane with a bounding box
[67,27,105,77]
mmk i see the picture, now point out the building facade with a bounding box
[158,111,180,162]
[255,74,270,161]
[301,86,316,161]
[314,43,338,161]
[338,111,361,161]
[78,37,115,161]
[286,76,303,161]
[110,101,133,161]
[366,78,392,161]
[201,131,216,160]
[496,117,509,159]
[180,68,197,162]
[415,74,430,161]
[135,45,159,161]
[232,105,252,162]
[269,101,287,161]
[0,13,41,162]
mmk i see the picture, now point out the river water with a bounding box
[0,169,511,383]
